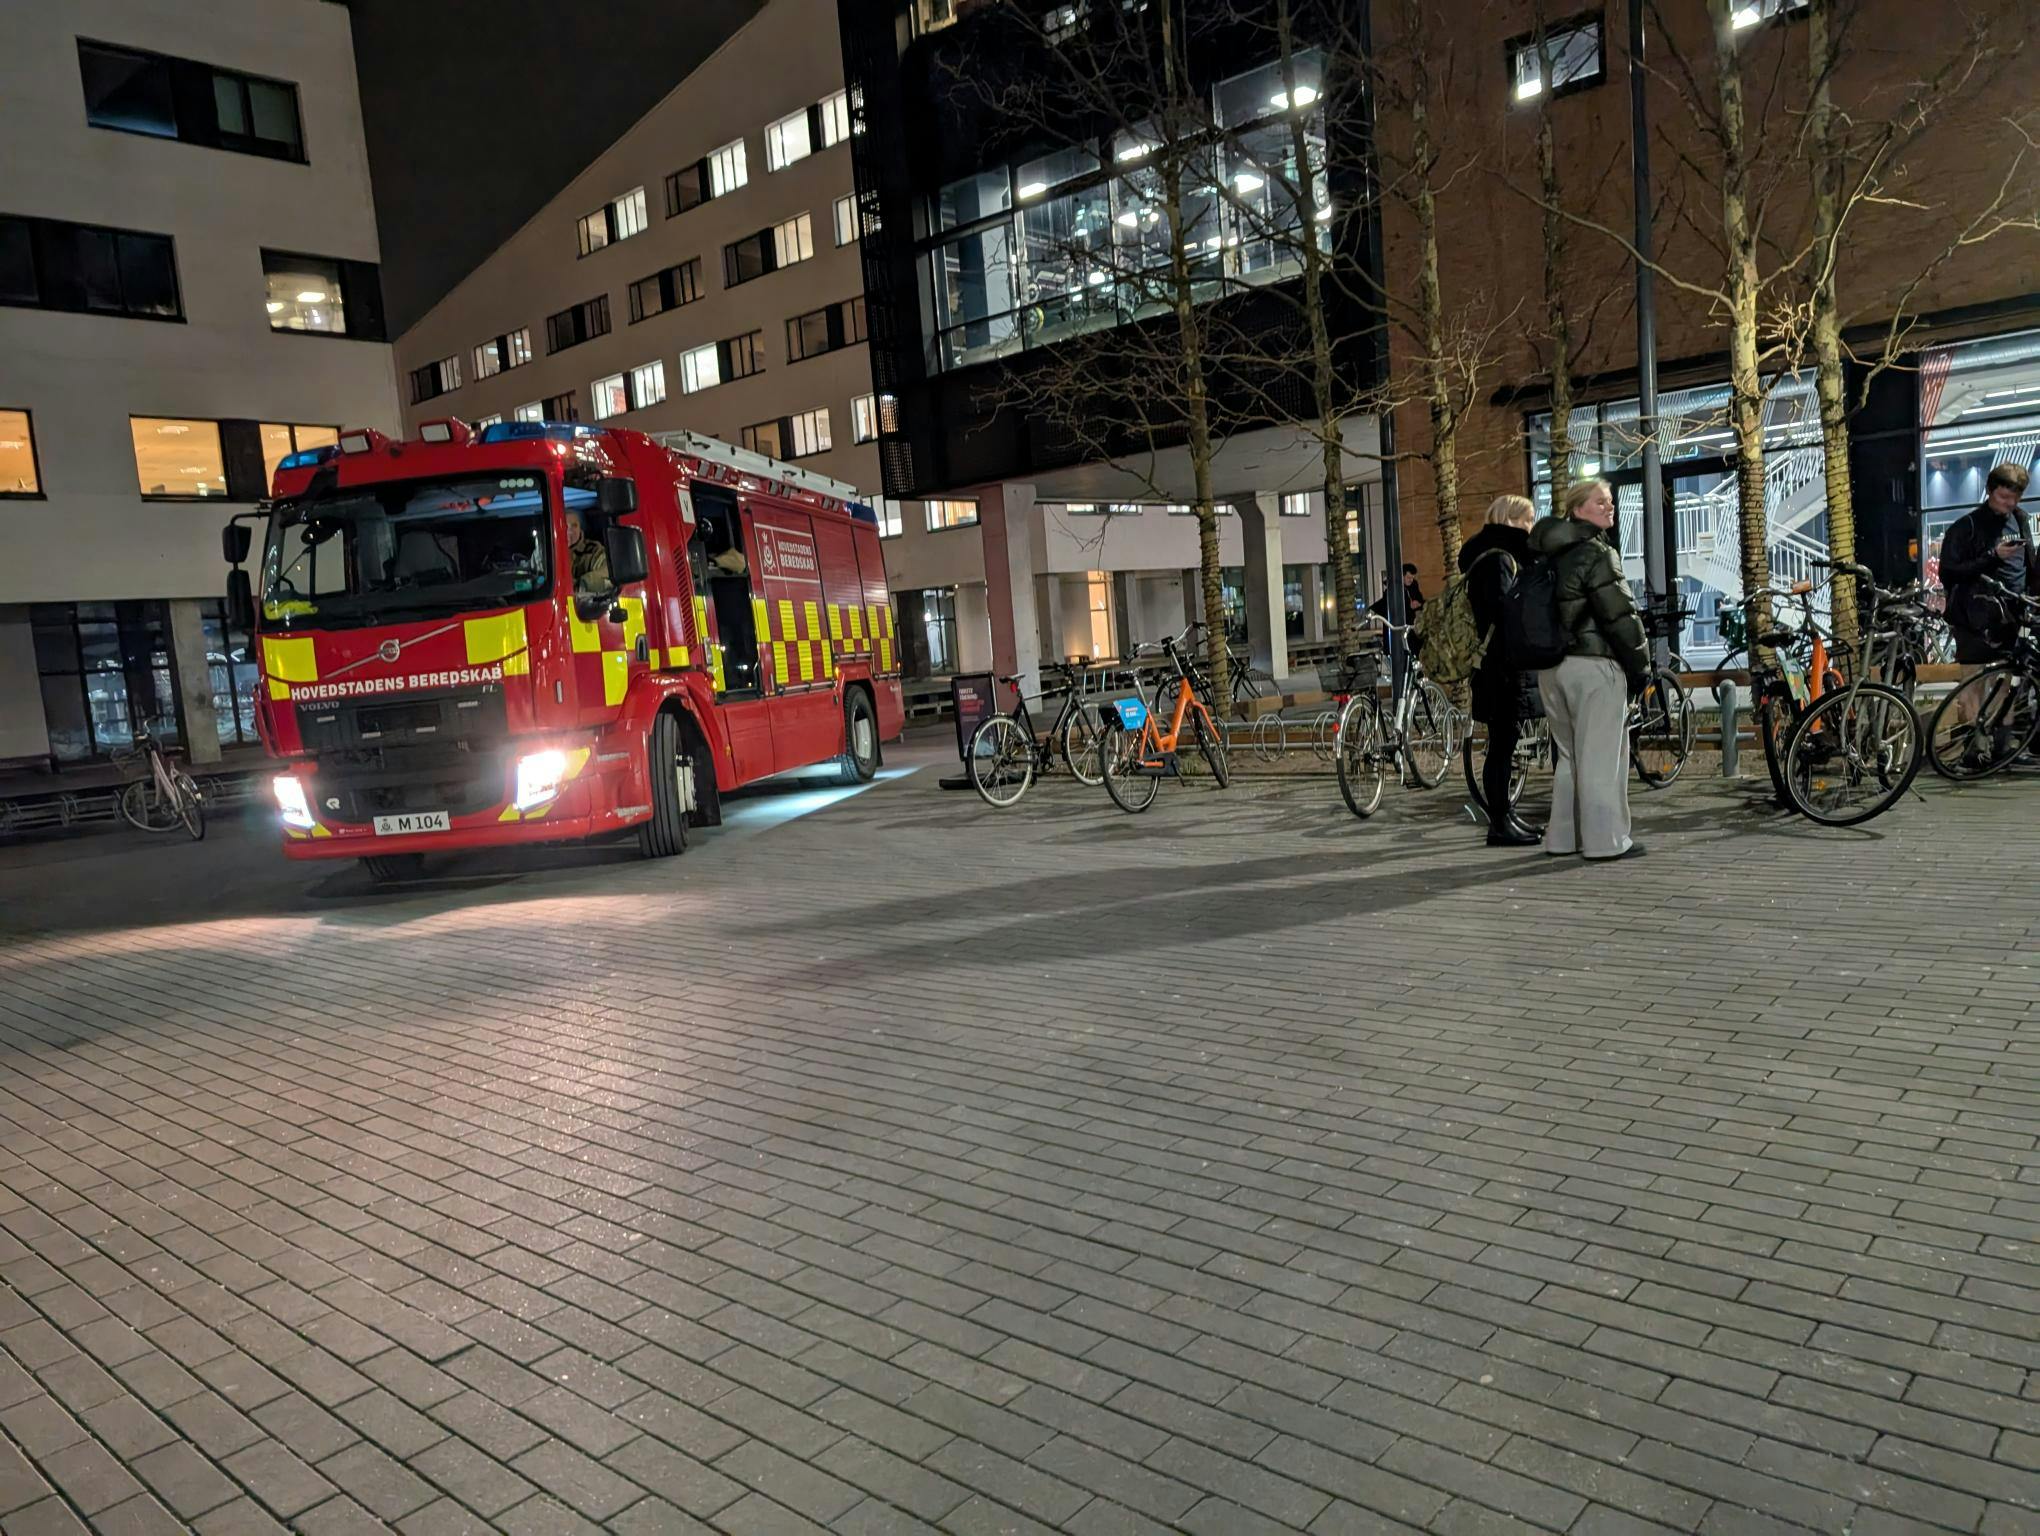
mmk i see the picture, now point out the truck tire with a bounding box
[361,854,424,884]
[838,689,879,785]
[639,711,691,859]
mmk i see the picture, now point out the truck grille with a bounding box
[296,687,507,752]
[297,689,512,825]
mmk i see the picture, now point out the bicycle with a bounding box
[1926,575,2040,781]
[113,723,205,840]
[966,660,1105,807]
[1098,624,1230,813]
[1779,559,1924,826]
[1333,620,1463,818]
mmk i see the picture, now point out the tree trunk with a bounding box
[1539,100,1573,491]
[1159,0,1228,704]
[1275,0,1361,658]
[1711,0,1770,625]
[1412,16,1461,571]
[1808,0,1858,648]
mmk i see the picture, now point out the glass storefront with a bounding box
[1918,329,2040,596]
[32,601,180,762]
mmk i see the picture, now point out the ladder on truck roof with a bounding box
[650,429,866,508]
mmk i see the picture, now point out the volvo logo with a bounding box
[377,639,402,662]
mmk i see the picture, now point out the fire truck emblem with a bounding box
[759,541,777,574]
[378,639,402,662]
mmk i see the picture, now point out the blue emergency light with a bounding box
[476,420,602,445]
[276,445,338,472]
[847,501,878,526]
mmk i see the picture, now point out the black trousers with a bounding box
[1484,714,1520,823]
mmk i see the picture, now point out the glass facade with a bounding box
[32,601,179,761]
[1919,328,2040,593]
[918,55,1326,373]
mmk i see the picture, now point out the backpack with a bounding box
[1500,553,1571,670]
[1412,549,1502,686]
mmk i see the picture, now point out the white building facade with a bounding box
[0,0,399,766]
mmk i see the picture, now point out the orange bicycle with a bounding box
[1098,623,1231,812]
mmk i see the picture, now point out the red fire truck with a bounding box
[222,418,903,880]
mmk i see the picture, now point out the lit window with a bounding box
[852,394,879,443]
[1509,15,1605,101]
[818,90,851,147]
[1045,3,1086,43]
[915,0,958,34]
[1281,492,1312,516]
[473,414,502,429]
[872,497,903,538]
[710,139,748,196]
[1086,570,1111,656]
[790,408,831,457]
[740,420,785,457]
[927,498,978,530]
[630,358,667,409]
[473,340,501,380]
[577,187,648,255]
[1732,0,1808,27]
[261,252,350,334]
[257,422,337,490]
[576,209,608,256]
[680,343,721,394]
[590,373,628,420]
[766,109,813,172]
[879,394,900,432]
[513,402,543,423]
[473,327,534,375]
[834,194,861,247]
[130,417,225,498]
[774,212,815,268]
[0,409,42,495]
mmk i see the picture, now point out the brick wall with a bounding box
[1369,0,2039,591]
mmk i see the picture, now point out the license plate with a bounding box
[373,811,450,836]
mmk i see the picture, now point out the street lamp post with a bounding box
[1630,0,1673,661]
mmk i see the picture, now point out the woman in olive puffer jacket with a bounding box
[1526,478,1650,860]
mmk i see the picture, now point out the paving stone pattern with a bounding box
[0,760,2038,1534]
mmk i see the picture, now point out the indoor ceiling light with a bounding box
[1271,85,1319,109]
[1116,211,1138,227]
[1116,141,1154,161]
[1017,181,1049,200]
[1515,76,1544,100]
[1234,172,1265,193]
[296,290,327,303]
[1086,270,1108,285]
[1315,204,1333,222]
[156,424,189,435]
[181,465,206,474]
[265,301,284,313]
[1730,5,1759,26]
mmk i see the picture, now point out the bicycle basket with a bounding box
[1318,652,1380,695]
[1641,601,1690,642]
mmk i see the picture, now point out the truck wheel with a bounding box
[639,711,691,859]
[361,854,424,884]
[839,689,879,785]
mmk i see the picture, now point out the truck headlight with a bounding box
[272,774,314,829]
[515,749,568,811]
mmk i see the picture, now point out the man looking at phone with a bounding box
[1939,463,2036,666]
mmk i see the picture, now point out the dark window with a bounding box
[741,419,787,457]
[0,216,181,321]
[409,357,461,405]
[78,40,303,160]
[785,297,868,362]
[724,230,772,287]
[721,331,764,381]
[627,258,703,323]
[666,163,707,216]
[544,294,611,354]
[542,391,580,422]
[1505,13,1606,102]
[201,598,260,747]
[31,600,181,762]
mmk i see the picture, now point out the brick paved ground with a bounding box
[0,741,2037,1535]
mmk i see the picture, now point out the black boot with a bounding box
[1486,819,1540,848]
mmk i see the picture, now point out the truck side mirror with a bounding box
[227,568,256,633]
[223,522,252,565]
[598,477,638,516]
[604,524,648,587]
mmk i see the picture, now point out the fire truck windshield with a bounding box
[262,472,554,628]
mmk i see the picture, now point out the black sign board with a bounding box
[950,672,999,762]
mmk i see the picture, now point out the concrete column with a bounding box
[1299,565,1325,643]
[954,583,993,673]
[1182,568,1201,627]
[0,607,50,761]
[1035,573,1064,668]
[1111,572,1135,660]
[976,482,1042,693]
[1235,494,1289,686]
[167,598,222,765]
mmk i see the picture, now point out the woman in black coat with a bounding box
[1459,495,1542,846]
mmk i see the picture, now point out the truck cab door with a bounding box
[689,484,774,785]
[563,492,650,727]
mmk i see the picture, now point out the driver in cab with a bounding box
[566,510,609,595]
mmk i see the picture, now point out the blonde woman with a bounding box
[1526,479,1650,859]
[1459,494,1541,845]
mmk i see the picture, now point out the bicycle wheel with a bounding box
[1784,681,1922,826]
[1058,706,1104,787]
[1631,669,1691,788]
[1927,664,2040,781]
[1404,679,1458,788]
[1334,697,1387,818]
[1098,722,1160,813]
[119,778,179,832]
[967,715,1037,808]
[1460,724,1529,820]
[1755,694,1794,808]
[172,771,205,841]
[1192,712,1229,788]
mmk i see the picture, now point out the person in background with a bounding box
[1460,495,1541,847]
[1403,563,1426,619]
[1938,463,2035,665]
[1529,478,1650,860]
[566,509,609,595]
